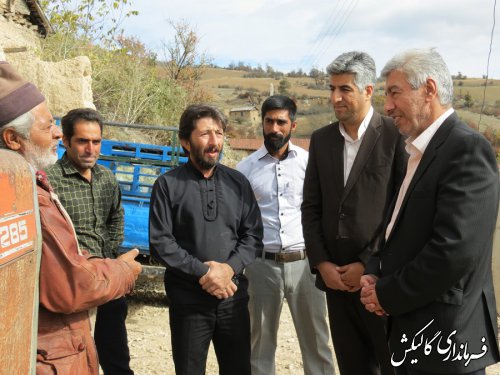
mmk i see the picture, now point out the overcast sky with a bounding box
[121,0,499,78]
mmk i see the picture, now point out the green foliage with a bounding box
[464,93,474,108]
[38,2,209,129]
[372,94,385,115]
[91,37,186,125]
[278,79,291,95]
[161,20,212,104]
[452,72,467,80]
[309,67,326,86]
[40,0,138,49]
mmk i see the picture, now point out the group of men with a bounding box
[149,47,499,375]
[0,45,498,375]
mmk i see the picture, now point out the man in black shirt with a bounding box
[149,104,263,375]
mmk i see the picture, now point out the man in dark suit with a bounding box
[301,51,407,375]
[360,48,500,375]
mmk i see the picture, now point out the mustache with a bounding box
[204,145,220,153]
[386,109,402,116]
[264,132,284,141]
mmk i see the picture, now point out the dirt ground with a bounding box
[122,280,500,375]
[126,299,326,375]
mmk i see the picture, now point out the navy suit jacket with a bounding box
[367,112,500,373]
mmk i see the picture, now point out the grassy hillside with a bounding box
[454,79,500,105]
[201,67,333,138]
[201,67,330,101]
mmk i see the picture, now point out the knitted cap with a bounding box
[0,61,45,127]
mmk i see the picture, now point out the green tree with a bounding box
[278,79,291,95]
[90,36,187,125]
[38,1,195,128]
[309,67,326,87]
[464,93,473,108]
[161,20,212,104]
[40,0,138,50]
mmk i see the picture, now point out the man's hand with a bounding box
[316,261,349,291]
[360,274,386,316]
[117,248,142,279]
[337,262,364,292]
[199,261,237,299]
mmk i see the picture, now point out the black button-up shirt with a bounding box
[149,161,263,305]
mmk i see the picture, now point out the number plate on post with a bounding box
[0,155,37,267]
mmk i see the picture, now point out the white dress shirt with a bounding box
[339,106,374,185]
[236,141,308,252]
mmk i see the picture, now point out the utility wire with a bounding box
[301,0,344,70]
[299,0,344,69]
[478,0,496,130]
[309,0,360,69]
[301,0,356,71]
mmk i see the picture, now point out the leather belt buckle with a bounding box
[275,250,306,263]
[275,252,289,262]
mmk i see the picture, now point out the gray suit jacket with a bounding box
[367,112,500,373]
[302,111,407,289]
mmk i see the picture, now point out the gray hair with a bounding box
[326,51,376,92]
[381,48,453,105]
[0,111,34,148]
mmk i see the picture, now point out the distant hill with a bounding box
[200,67,334,138]
[200,67,500,148]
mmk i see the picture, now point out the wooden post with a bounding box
[0,150,41,375]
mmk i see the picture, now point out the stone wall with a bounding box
[0,8,94,116]
[11,53,95,116]
[0,12,39,50]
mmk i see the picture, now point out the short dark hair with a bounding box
[61,108,104,142]
[261,95,297,122]
[178,105,227,140]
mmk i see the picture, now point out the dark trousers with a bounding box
[326,289,394,375]
[396,367,486,375]
[94,297,133,375]
[169,297,251,375]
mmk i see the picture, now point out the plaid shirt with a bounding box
[45,153,124,258]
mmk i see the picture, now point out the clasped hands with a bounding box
[316,261,387,316]
[316,261,364,292]
[199,261,237,300]
[359,274,387,316]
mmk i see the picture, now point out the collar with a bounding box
[409,108,454,155]
[339,106,374,142]
[256,140,299,161]
[186,159,218,179]
[59,152,102,177]
[36,170,53,192]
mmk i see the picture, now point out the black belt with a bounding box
[256,250,307,263]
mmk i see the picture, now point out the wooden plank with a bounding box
[0,150,40,375]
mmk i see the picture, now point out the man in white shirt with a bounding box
[237,95,335,375]
[302,51,407,375]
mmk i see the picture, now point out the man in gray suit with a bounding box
[361,48,500,375]
[302,51,407,375]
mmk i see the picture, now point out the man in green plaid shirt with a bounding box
[46,108,133,375]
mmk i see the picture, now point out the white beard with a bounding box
[24,142,58,171]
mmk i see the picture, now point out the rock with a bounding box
[0,14,95,116]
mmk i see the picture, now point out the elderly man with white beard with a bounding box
[0,61,142,375]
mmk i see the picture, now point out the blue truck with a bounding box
[57,121,188,265]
